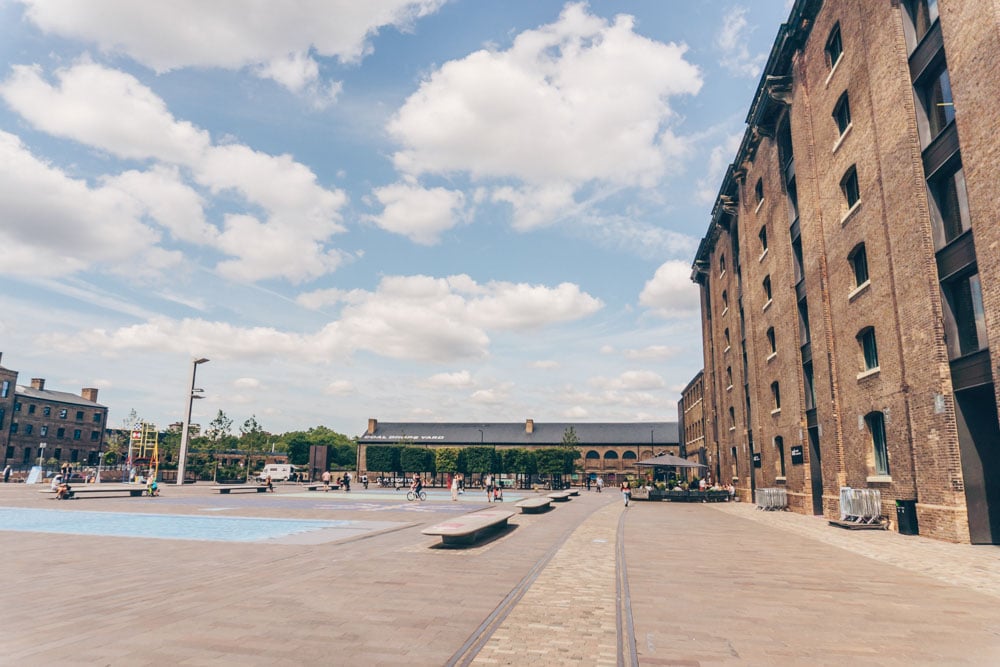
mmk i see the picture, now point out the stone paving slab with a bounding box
[2,484,999,665]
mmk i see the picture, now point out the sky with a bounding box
[0,0,793,436]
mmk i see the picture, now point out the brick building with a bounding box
[678,371,711,477]
[691,0,999,543]
[0,354,108,469]
[357,418,679,482]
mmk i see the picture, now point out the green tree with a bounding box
[366,446,400,473]
[561,426,580,446]
[400,447,434,473]
[239,415,268,479]
[435,448,460,475]
[463,446,494,477]
[206,410,233,444]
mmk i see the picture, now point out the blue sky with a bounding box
[0,1,792,435]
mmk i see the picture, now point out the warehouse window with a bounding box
[858,327,880,371]
[866,411,890,475]
[825,23,843,68]
[833,91,851,135]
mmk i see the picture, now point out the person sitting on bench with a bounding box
[55,481,73,500]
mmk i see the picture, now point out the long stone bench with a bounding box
[515,497,552,514]
[302,483,340,491]
[568,489,580,496]
[212,485,270,494]
[40,484,147,498]
[422,509,515,546]
[547,490,573,502]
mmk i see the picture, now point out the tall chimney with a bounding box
[81,388,99,402]
[31,378,45,390]
[367,418,378,435]
[525,418,534,434]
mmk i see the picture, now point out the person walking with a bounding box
[343,471,351,492]
[485,474,494,503]
[621,479,631,507]
[450,474,460,501]
[3,464,11,483]
[322,470,331,492]
[596,476,604,493]
[361,474,368,490]
[585,476,591,492]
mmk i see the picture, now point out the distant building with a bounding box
[357,418,679,481]
[0,353,108,468]
[691,0,1000,543]
[678,371,709,478]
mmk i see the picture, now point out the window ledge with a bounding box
[755,198,765,214]
[726,384,734,392]
[775,476,787,483]
[825,55,843,88]
[770,408,781,416]
[729,426,736,432]
[723,345,731,354]
[857,367,881,381]
[848,280,871,302]
[866,475,892,484]
[832,123,853,154]
[840,200,862,226]
[721,306,729,317]
[762,298,773,312]
[720,269,726,279]
[759,248,769,263]
[766,352,777,363]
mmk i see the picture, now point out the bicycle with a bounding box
[406,489,427,501]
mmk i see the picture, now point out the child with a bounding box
[493,485,503,502]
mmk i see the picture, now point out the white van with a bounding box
[256,464,296,482]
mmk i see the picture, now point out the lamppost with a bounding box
[176,357,209,485]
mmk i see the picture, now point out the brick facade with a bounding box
[0,355,108,470]
[691,0,1000,543]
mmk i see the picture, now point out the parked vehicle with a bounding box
[255,464,297,482]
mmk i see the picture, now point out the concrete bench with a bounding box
[40,484,147,498]
[547,490,573,502]
[303,483,340,491]
[515,497,552,514]
[568,488,580,496]
[212,485,269,494]
[422,509,515,546]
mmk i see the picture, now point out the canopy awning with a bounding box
[636,453,707,468]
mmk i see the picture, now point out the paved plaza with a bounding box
[1,483,999,665]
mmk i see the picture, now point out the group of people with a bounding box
[585,476,606,493]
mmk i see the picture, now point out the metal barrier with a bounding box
[754,487,788,510]
[838,487,882,524]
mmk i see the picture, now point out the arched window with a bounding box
[849,243,869,288]
[841,165,860,210]
[604,451,619,460]
[774,436,786,477]
[865,411,889,475]
[585,450,600,460]
[622,451,637,460]
[858,327,879,371]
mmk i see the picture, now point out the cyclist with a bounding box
[410,474,423,497]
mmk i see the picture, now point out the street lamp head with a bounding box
[194,357,210,365]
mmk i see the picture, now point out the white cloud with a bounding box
[696,131,743,204]
[17,0,447,96]
[0,131,163,277]
[104,165,217,245]
[296,288,349,311]
[589,370,666,391]
[623,345,678,361]
[0,62,210,163]
[323,380,355,395]
[387,2,702,228]
[233,377,261,389]
[471,385,512,405]
[370,182,466,244]
[0,62,348,283]
[639,260,700,319]
[716,6,768,78]
[43,274,603,363]
[425,370,474,388]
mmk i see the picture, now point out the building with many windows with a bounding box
[0,353,108,470]
[357,418,679,483]
[678,371,711,477]
[691,0,999,543]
